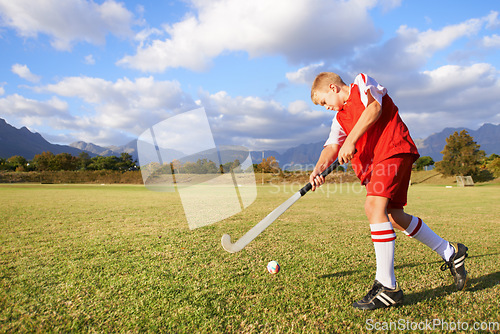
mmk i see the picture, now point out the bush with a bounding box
[0,171,143,184]
[486,157,500,178]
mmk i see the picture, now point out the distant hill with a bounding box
[69,140,138,159]
[416,123,500,162]
[70,141,118,156]
[1,117,498,168]
[0,118,91,160]
[250,142,324,170]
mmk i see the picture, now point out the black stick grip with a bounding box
[299,159,340,196]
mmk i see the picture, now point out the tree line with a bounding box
[0,151,137,172]
[1,151,274,174]
[147,158,245,176]
[144,157,279,176]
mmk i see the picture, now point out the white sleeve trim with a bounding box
[354,73,387,108]
[324,114,346,147]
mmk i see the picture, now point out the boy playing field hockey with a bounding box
[309,72,468,310]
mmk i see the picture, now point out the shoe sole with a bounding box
[458,245,468,291]
[459,275,468,291]
[353,300,403,310]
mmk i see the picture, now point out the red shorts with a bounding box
[364,154,417,209]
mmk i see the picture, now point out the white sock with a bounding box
[370,222,396,289]
[404,216,455,261]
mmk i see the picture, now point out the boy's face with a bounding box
[314,84,345,111]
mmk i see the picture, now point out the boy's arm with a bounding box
[338,90,382,164]
[309,144,340,191]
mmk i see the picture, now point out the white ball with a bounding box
[267,260,280,274]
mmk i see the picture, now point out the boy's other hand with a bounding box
[309,168,325,191]
[338,142,356,165]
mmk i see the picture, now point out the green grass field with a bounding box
[1,181,499,333]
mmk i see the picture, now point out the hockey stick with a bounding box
[221,158,341,253]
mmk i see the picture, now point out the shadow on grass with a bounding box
[394,259,442,270]
[466,271,500,292]
[394,253,500,270]
[317,270,360,279]
[467,252,500,260]
[317,253,500,287]
[404,271,500,305]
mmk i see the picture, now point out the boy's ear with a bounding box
[329,83,337,92]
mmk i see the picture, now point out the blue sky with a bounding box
[1,0,499,152]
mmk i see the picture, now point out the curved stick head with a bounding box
[221,234,237,253]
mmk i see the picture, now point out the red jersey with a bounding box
[334,74,419,183]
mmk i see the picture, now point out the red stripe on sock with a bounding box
[371,229,395,236]
[372,236,396,242]
[409,218,422,237]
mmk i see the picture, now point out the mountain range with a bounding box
[412,123,500,162]
[1,118,499,168]
[0,118,86,159]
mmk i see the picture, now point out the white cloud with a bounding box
[2,75,197,145]
[348,12,498,85]
[485,10,500,29]
[398,63,497,100]
[118,0,379,72]
[401,17,482,57]
[394,63,500,137]
[38,75,196,138]
[134,27,163,46]
[0,94,71,123]
[11,64,41,83]
[378,0,401,12]
[198,89,332,151]
[483,34,500,48]
[84,54,96,65]
[0,0,134,50]
[288,100,309,115]
[286,62,326,85]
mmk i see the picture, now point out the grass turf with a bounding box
[0,182,499,333]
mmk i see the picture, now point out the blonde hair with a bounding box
[311,72,346,104]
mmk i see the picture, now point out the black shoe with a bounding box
[352,280,404,310]
[440,242,468,290]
